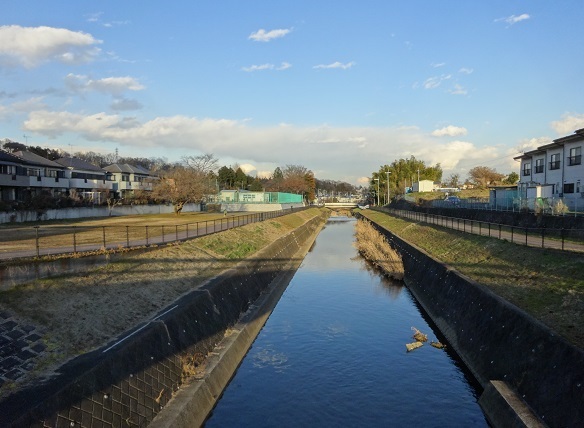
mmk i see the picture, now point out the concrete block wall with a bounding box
[365,217,584,427]
[1,212,327,428]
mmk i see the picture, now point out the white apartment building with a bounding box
[515,128,583,206]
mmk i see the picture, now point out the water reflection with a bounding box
[205,217,487,427]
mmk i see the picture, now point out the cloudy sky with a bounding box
[1,1,583,185]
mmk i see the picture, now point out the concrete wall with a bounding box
[363,215,584,427]
[0,203,201,224]
[1,211,327,428]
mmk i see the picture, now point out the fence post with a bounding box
[511,226,514,243]
[73,226,77,253]
[186,223,189,238]
[525,227,528,246]
[499,224,502,239]
[175,225,178,241]
[126,226,129,248]
[35,226,40,257]
[561,228,565,251]
[541,228,545,248]
[102,226,106,249]
[146,226,149,245]
[162,225,165,243]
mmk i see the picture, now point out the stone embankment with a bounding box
[0,211,327,428]
[358,212,584,428]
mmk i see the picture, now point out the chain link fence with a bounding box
[0,207,307,260]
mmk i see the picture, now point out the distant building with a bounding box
[412,180,435,192]
[103,164,157,199]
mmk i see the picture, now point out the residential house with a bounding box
[0,150,29,202]
[12,150,69,198]
[103,164,157,199]
[55,157,113,204]
[515,128,584,209]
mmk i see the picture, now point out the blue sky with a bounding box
[1,1,583,185]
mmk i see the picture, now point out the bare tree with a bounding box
[468,166,505,188]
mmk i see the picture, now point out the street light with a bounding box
[386,171,391,204]
[374,178,380,206]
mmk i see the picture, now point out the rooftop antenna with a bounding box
[115,147,119,163]
[23,134,29,144]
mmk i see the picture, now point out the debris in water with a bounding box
[406,341,424,352]
[430,341,446,349]
[411,327,428,342]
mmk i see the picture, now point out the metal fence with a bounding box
[377,207,584,253]
[432,196,584,216]
[0,207,308,260]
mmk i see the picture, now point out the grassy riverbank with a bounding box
[0,207,326,398]
[358,209,584,349]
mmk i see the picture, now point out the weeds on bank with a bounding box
[358,209,584,348]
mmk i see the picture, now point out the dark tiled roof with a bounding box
[104,163,152,175]
[14,151,65,168]
[0,150,24,164]
[55,157,105,173]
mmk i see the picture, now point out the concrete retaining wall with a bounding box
[1,212,327,428]
[364,216,584,428]
[0,203,202,224]
[221,203,304,212]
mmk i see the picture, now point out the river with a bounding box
[205,217,488,427]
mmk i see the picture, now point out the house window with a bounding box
[522,162,531,176]
[46,169,58,178]
[564,183,575,194]
[121,174,130,182]
[27,168,41,176]
[0,165,16,175]
[569,147,581,166]
[549,154,561,170]
[534,159,544,174]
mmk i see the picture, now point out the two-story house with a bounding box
[55,157,113,204]
[103,164,157,199]
[13,150,69,199]
[515,128,583,208]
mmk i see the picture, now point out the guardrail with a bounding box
[376,207,584,253]
[0,207,308,260]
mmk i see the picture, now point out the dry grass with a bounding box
[354,219,404,280]
[359,209,584,349]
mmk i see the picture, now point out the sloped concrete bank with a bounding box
[362,215,584,428]
[1,212,327,428]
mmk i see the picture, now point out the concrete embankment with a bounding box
[361,214,584,428]
[1,211,327,428]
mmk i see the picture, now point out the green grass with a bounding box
[358,208,584,348]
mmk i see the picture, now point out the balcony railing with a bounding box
[568,155,581,166]
[549,161,561,170]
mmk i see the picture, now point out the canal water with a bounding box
[205,217,488,427]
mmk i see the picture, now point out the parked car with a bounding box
[444,196,461,205]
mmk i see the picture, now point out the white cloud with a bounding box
[313,61,356,70]
[248,28,291,42]
[431,125,468,137]
[516,137,552,153]
[459,67,474,74]
[65,74,145,95]
[0,25,101,68]
[423,74,451,89]
[551,113,584,135]
[242,63,274,72]
[495,14,530,26]
[431,62,445,68]
[22,109,513,184]
[111,98,143,111]
[242,62,291,72]
[449,84,467,95]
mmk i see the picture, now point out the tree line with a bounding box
[369,155,519,204]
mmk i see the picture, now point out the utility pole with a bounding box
[386,171,391,204]
[374,178,380,206]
